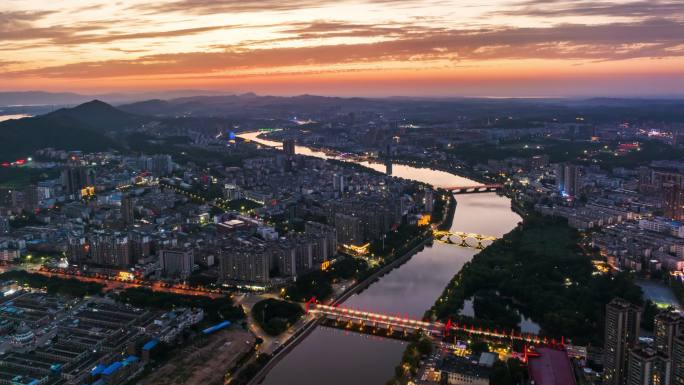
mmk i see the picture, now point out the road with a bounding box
[32,268,225,298]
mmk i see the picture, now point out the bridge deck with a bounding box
[432,230,498,243]
[444,184,503,193]
[309,304,559,345]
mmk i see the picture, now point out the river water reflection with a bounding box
[238,132,522,385]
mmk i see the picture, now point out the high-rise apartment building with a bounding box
[639,168,684,221]
[151,154,173,176]
[138,154,173,176]
[121,195,135,225]
[61,167,93,197]
[159,249,194,279]
[333,174,346,194]
[627,346,671,385]
[672,334,684,385]
[663,183,684,221]
[334,212,362,245]
[555,163,581,197]
[564,164,580,197]
[89,232,130,268]
[305,221,337,263]
[277,244,298,277]
[128,231,151,261]
[219,247,270,285]
[555,163,565,192]
[21,185,39,211]
[67,236,88,263]
[604,298,642,385]
[283,138,296,156]
[655,312,682,358]
[385,159,393,175]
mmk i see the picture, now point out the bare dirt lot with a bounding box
[137,328,255,385]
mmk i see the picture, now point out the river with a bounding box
[238,132,523,385]
[0,114,31,123]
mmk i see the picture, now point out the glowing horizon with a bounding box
[2,0,684,97]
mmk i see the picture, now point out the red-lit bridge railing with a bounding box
[444,184,503,193]
[307,301,564,346]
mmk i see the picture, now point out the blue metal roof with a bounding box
[142,339,158,351]
[102,361,122,376]
[91,364,106,375]
[202,320,231,335]
[124,356,139,365]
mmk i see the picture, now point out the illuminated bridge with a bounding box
[446,184,502,194]
[432,230,498,249]
[306,301,562,346]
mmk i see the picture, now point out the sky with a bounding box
[1,0,684,97]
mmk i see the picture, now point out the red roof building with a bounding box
[528,348,576,385]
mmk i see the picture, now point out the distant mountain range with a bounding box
[3,93,684,163]
[117,93,684,123]
[0,100,143,161]
[0,90,237,107]
[117,93,381,118]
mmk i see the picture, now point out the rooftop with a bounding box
[527,348,576,385]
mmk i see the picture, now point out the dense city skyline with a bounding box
[3,2,684,385]
[2,0,684,96]
[2,95,684,385]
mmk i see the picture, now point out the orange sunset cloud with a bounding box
[1,0,684,96]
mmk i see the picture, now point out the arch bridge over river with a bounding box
[432,229,498,249]
[308,302,559,347]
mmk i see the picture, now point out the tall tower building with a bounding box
[604,298,643,385]
[305,221,337,263]
[563,164,580,197]
[21,185,39,212]
[555,163,581,197]
[672,334,684,385]
[219,246,270,285]
[277,244,298,277]
[283,139,296,156]
[61,166,93,196]
[159,249,194,279]
[129,231,151,262]
[640,168,684,221]
[555,163,566,193]
[627,346,671,385]
[663,183,684,221]
[150,154,173,176]
[655,311,682,358]
[67,236,88,263]
[89,232,130,268]
[334,212,362,245]
[385,159,393,175]
[121,195,135,225]
[333,174,346,195]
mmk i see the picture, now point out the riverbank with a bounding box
[441,195,457,231]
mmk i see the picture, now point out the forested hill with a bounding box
[0,100,141,162]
